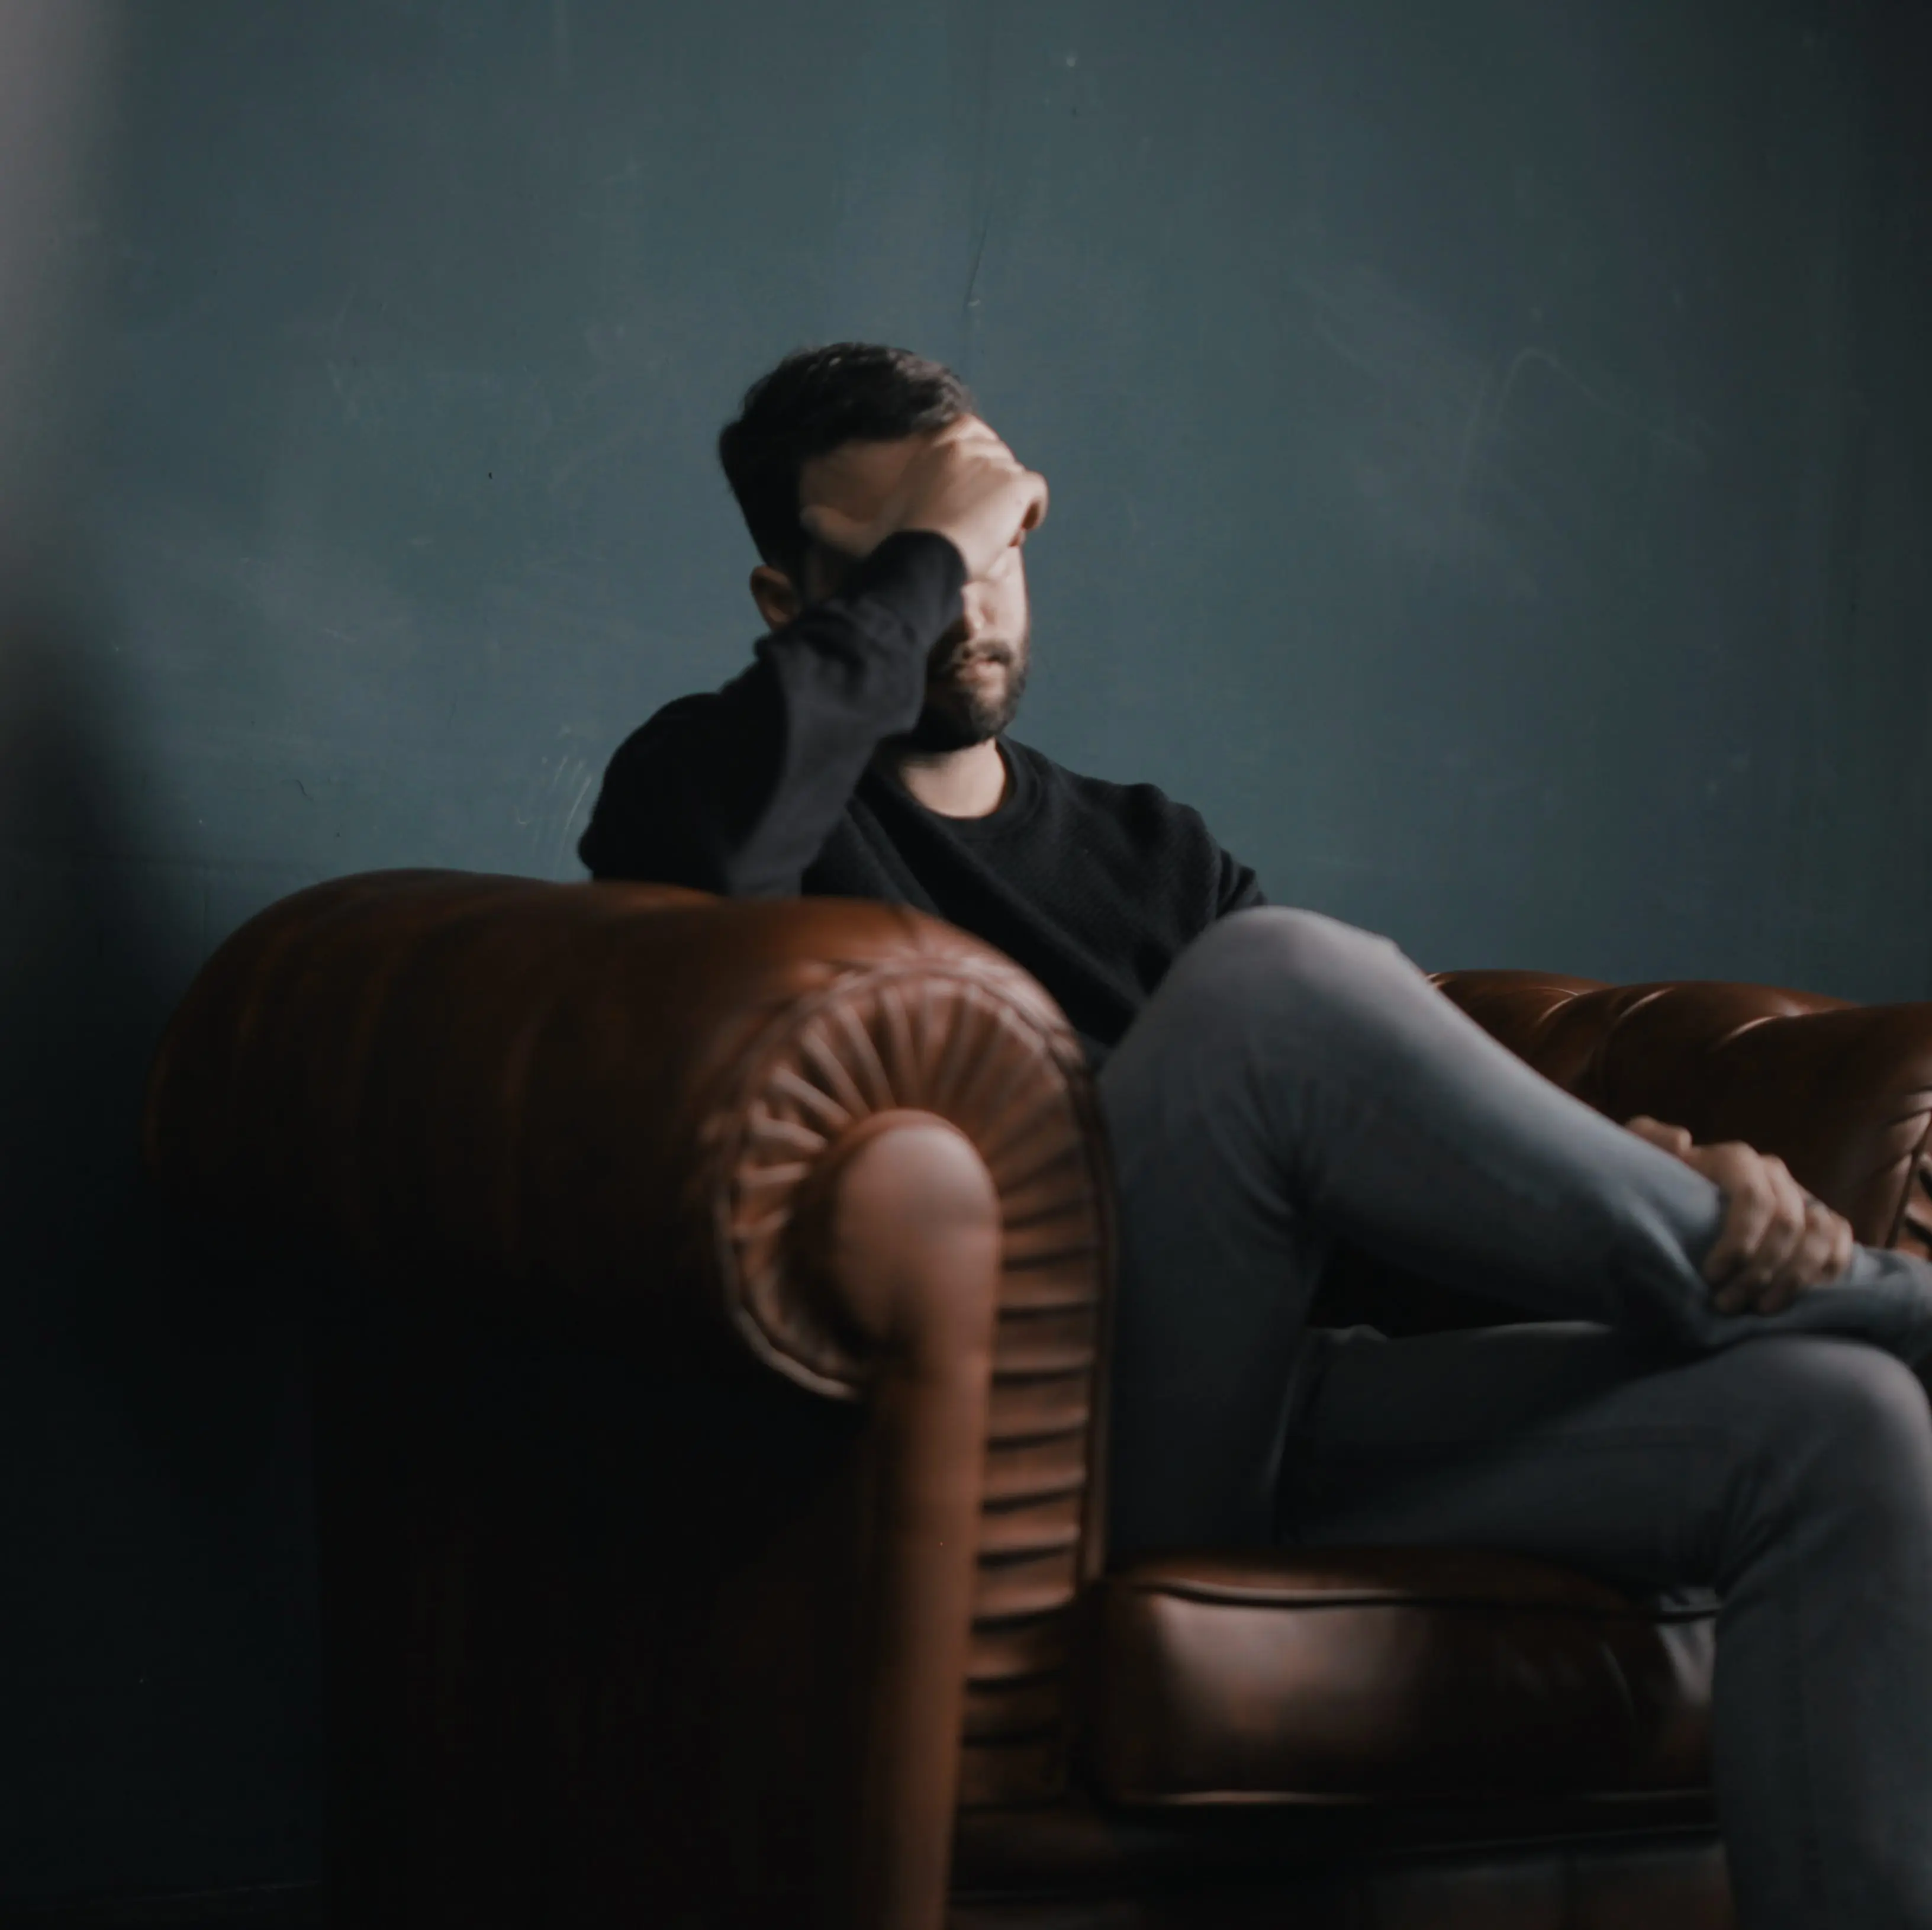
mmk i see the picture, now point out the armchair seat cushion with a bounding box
[1082,1548,1714,1807]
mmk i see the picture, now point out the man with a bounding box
[582,343,1932,1929]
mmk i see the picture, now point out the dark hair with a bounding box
[717,342,974,574]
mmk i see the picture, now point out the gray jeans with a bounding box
[1099,907,1932,1930]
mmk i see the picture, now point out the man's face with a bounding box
[797,421,1032,752]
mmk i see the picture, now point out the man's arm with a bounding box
[578,532,962,895]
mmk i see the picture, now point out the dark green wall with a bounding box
[4,0,1928,1904]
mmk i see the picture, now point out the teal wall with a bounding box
[4,0,1928,1903]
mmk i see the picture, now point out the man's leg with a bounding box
[1283,1321,1932,1930]
[1098,905,1932,1553]
[1097,905,1932,1926]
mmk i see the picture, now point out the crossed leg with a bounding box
[1099,907,1932,1929]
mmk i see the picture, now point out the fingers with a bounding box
[898,426,1051,581]
[1738,1188,1824,1314]
[1700,1143,1799,1302]
[1702,1143,1855,1314]
[924,416,1020,481]
[933,413,1006,450]
[1695,1143,1764,1288]
[1627,1119,1859,1316]
[1761,1199,1856,1312]
[1738,1198,1854,1314]
[1626,1115,1693,1157]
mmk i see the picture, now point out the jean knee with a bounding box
[1741,1337,1932,1513]
[1174,906,1400,1007]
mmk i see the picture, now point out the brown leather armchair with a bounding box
[141,870,1932,1929]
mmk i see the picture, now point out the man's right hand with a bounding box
[798,416,1049,583]
[1625,1114,1855,1314]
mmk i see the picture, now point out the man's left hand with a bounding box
[1625,1115,1855,1315]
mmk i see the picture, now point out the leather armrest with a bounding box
[1437,970,1932,1252]
[142,867,1108,1391]
[143,869,1115,1842]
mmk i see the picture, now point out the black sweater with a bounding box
[578,531,1264,1066]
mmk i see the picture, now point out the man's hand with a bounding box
[1625,1115,1855,1314]
[798,416,1049,583]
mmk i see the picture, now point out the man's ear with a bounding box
[749,563,802,632]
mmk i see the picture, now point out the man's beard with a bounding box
[894,637,1031,752]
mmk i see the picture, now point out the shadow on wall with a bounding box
[0,574,286,1472]
[0,0,343,1897]
[0,0,321,1899]
[0,570,323,1901]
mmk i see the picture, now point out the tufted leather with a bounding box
[143,868,1104,1372]
[1433,970,1932,1253]
[144,876,1927,1930]
[1080,1549,1712,1807]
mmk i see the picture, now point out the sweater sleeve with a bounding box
[1215,847,1266,916]
[577,531,966,895]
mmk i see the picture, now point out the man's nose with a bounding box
[958,586,994,641]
